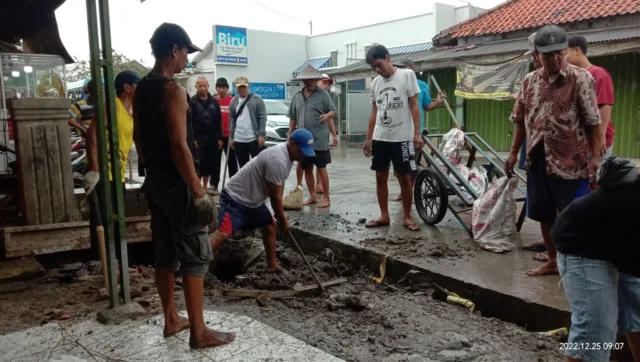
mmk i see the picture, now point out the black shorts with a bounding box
[526,145,590,223]
[197,144,218,177]
[371,140,417,175]
[301,150,329,169]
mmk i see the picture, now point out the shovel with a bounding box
[286,229,324,295]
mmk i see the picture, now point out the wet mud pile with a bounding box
[362,236,476,262]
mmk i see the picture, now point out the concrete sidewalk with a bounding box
[282,147,570,322]
[0,311,342,362]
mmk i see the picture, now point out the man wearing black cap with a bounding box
[133,23,235,349]
[505,25,603,277]
[214,77,238,180]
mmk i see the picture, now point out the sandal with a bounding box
[403,223,420,232]
[523,241,546,252]
[533,252,548,262]
[365,220,390,228]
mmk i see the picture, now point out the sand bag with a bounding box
[471,176,518,253]
[283,185,303,210]
[439,128,466,167]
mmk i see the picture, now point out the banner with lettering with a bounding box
[455,56,530,99]
[215,25,248,65]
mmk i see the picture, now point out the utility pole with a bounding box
[310,20,313,35]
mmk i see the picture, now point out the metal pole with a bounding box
[86,0,118,307]
[98,0,130,303]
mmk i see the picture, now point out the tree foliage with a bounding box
[66,49,150,81]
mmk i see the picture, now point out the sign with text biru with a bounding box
[214,25,248,65]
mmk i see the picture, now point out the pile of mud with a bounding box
[362,236,476,262]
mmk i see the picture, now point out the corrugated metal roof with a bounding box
[328,26,640,77]
[388,42,433,55]
[294,57,331,74]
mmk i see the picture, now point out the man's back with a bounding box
[225,143,293,208]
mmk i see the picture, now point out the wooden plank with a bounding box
[44,123,66,224]
[223,278,348,299]
[31,124,54,225]
[3,216,152,258]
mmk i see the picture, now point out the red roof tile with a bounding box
[447,0,640,38]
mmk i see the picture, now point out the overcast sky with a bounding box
[55,0,505,65]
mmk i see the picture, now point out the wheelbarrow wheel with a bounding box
[414,167,448,225]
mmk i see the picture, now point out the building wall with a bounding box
[208,28,308,98]
[306,4,484,68]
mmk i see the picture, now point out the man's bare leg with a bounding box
[628,332,640,362]
[366,171,391,227]
[183,274,236,349]
[317,168,330,208]
[527,221,558,276]
[260,223,283,272]
[303,166,317,205]
[315,168,323,194]
[209,229,229,251]
[296,163,304,187]
[156,268,190,337]
[392,179,415,203]
[398,174,419,231]
[202,176,210,189]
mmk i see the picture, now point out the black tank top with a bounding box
[133,74,198,189]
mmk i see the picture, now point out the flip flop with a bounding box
[533,252,548,262]
[403,223,420,232]
[365,220,390,228]
[523,242,546,252]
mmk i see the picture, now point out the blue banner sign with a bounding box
[232,82,286,100]
[215,25,248,65]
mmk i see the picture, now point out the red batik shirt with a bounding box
[510,63,601,179]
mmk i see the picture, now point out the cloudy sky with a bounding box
[55,0,505,65]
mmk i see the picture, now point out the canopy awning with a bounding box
[293,57,331,77]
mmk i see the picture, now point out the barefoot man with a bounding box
[505,25,603,276]
[210,129,315,271]
[133,23,235,349]
[363,44,424,232]
[288,65,337,208]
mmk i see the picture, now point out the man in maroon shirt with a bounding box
[213,77,238,183]
[565,35,615,157]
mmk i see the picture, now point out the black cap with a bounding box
[534,25,568,53]
[150,22,202,57]
[215,77,229,87]
[115,70,141,95]
[392,58,415,67]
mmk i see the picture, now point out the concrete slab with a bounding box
[280,148,570,317]
[0,311,343,362]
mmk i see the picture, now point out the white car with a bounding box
[264,99,291,147]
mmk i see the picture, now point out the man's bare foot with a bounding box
[163,314,190,337]
[526,261,559,276]
[303,197,317,205]
[189,328,236,349]
[267,263,284,273]
[392,194,402,202]
[318,199,330,208]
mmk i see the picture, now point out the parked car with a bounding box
[264,99,291,147]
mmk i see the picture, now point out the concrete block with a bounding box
[96,302,146,325]
[0,257,45,284]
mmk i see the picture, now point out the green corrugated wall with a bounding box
[463,53,640,157]
[592,53,640,158]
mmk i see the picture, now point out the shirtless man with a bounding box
[133,22,235,349]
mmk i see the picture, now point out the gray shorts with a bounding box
[145,183,211,277]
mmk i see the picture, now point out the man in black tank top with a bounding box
[133,23,236,349]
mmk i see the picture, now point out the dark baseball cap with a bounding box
[534,25,568,53]
[150,23,202,56]
[215,77,229,87]
[392,58,415,67]
[115,70,141,95]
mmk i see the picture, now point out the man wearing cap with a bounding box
[214,77,238,180]
[132,23,235,349]
[210,129,314,272]
[505,25,603,277]
[67,79,93,139]
[391,58,445,203]
[229,76,267,169]
[190,76,223,191]
[288,64,337,208]
[84,70,141,194]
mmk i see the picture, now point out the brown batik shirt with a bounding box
[510,62,600,179]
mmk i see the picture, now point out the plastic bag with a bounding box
[439,128,466,166]
[283,185,303,210]
[471,176,518,253]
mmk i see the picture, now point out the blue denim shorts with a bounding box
[217,190,274,235]
[558,252,640,362]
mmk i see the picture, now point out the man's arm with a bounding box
[425,92,445,111]
[68,106,88,135]
[229,98,237,140]
[256,97,267,137]
[363,103,377,157]
[266,180,287,224]
[577,72,603,177]
[505,82,528,177]
[164,83,205,198]
[408,95,423,148]
[213,98,223,144]
[287,96,297,136]
[132,102,146,167]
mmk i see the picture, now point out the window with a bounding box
[330,51,337,67]
[347,79,366,92]
[364,45,372,57]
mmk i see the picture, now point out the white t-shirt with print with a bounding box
[234,96,256,142]
[369,68,420,142]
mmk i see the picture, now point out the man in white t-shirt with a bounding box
[210,129,315,272]
[363,44,424,232]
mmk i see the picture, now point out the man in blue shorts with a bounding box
[209,129,314,272]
